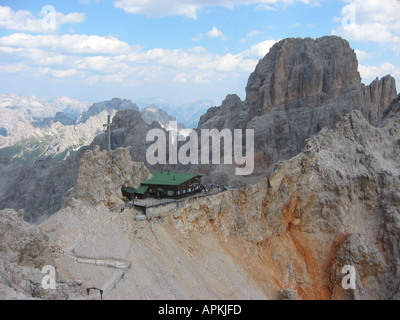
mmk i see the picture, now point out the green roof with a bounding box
[135,185,149,195]
[121,186,136,194]
[141,171,201,186]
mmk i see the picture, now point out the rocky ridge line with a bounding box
[170,107,400,299]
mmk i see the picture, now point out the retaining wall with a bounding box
[144,191,223,219]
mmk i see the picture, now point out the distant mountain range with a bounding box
[135,98,215,128]
[0,35,399,224]
[0,93,92,129]
[0,94,202,165]
[140,104,185,129]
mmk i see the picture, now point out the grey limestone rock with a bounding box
[198,36,398,178]
[0,208,83,299]
[0,155,79,223]
[0,36,398,223]
[65,146,152,208]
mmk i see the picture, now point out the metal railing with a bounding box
[133,188,225,210]
[70,210,122,254]
[58,207,131,299]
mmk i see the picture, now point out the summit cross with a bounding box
[103,115,115,151]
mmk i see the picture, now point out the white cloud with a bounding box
[5,34,396,95]
[354,49,369,61]
[240,30,263,43]
[114,0,199,19]
[114,0,320,18]
[43,68,84,79]
[247,30,263,38]
[78,55,130,73]
[206,27,227,41]
[240,39,277,58]
[255,4,279,10]
[0,63,24,74]
[332,0,400,54]
[359,63,400,86]
[288,22,301,29]
[0,25,278,90]
[0,33,130,55]
[191,33,204,42]
[0,32,132,84]
[0,5,85,33]
[191,27,227,42]
[173,73,189,83]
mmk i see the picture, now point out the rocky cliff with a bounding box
[1,35,399,300]
[0,208,83,299]
[0,36,397,223]
[0,156,79,223]
[34,103,400,300]
[65,146,151,208]
[199,36,397,178]
[74,36,398,188]
[170,107,400,299]
[0,103,154,222]
[245,37,362,115]
[88,109,154,163]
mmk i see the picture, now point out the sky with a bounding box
[0,0,399,105]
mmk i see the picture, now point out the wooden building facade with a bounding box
[121,186,136,200]
[135,171,202,199]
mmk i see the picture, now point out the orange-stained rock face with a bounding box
[170,110,400,300]
[33,97,400,301]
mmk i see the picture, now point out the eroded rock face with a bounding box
[1,37,397,223]
[65,146,152,208]
[0,156,79,223]
[198,36,397,178]
[17,107,398,300]
[0,209,83,300]
[89,109,159,165]
[383,93,400,123]
[0,209,52,268]
[173,110,400,299]
[363,75,398,122]
[246,36,362,114]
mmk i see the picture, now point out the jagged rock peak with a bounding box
[65,146,152,208]
[78,98,139,124]
[363,75,398,118]
[198,94,244,129]
[197,35,397,178]
[222,94,243,106]
[246,36,361,112]
[112,108,144,129]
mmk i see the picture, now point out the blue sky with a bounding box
[0,0,399,105]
